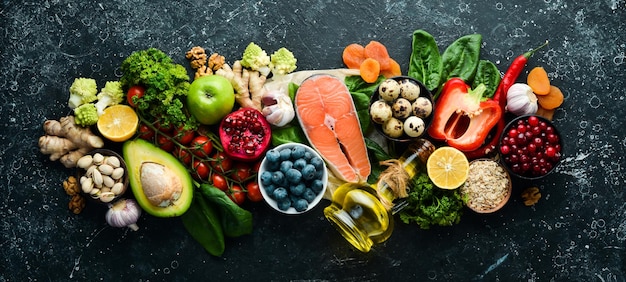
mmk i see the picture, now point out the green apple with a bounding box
[187,75,235,125]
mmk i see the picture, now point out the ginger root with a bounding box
[39,115,104,168]
[216,60,265,110]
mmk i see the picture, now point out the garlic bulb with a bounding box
[105,198,141,231]
[261,89,295,127]
[506,83,538,116]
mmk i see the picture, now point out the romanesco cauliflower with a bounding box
[73,103,99,127]
[240,42,271,75]
[94,81,125,116]
[68,78,98,109]
[269,47,297,75]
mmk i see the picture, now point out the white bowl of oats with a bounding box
[459,159,512,213]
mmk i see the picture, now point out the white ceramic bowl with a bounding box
[258,143,328,215]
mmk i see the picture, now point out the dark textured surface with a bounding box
[2,0,625,281]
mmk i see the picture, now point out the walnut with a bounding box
[521,186,541,206]
[194,65,212,79]
[63,176,80,196]
[185,46,208,70]
[208,53,226,72]
[69,194,86,214]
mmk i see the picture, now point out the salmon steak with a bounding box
[295,74,371,183]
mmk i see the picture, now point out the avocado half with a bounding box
[123,138,193,217]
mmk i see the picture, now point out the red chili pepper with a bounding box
[464,41,549,159]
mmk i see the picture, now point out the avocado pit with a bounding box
[140,162,182,207]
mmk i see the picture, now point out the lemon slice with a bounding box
[97,105,139,142]
[426,146,469,189]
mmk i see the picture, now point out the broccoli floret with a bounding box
[270,47,297,76]
[94,81,125,116]
[73,103,99,127]
[240,42,271,75]
[68,78,98,109]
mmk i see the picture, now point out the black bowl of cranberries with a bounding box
[498,115,563,180]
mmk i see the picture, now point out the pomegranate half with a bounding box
[219,108,272,162]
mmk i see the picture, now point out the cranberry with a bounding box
[500,145,511,155]
[528,116,539,127]
[508,128,518,138]
[546,147,556,158]
[517,124,527,133]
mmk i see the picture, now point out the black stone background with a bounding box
[1,0,625,281]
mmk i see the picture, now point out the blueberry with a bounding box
[263,183,276,195]
[293,198,309,212]
[280,160,293,173]
[310,156,324,170]
[311,179,324,193]
[265,149,281,163]
[289,183,306,196]
[301,164,317,181]
[304,151,313,160]
[293,158,307,170]
[272,171,285,185]
[272,187,288,201]
[277,199,292,211]
[285,168,302,184]
[303,188,317,203]
[291,146,306,159]
[279,148,292,161]
[260,171,273,186]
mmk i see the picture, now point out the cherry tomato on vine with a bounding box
[138,123,155,141]
[173,126,195,145]
[211,173,228,192]
[126,85,145,108]
[190,136,214,158]
[155,121,174,134]
[173,147,192,165]
[210,151,233,173]
[231,162,252,182]
[157,135,174,152]
[228,185,246,205]
[246,181,263,202]
[193,160,210,180]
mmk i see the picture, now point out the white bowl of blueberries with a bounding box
[258,142,328,215]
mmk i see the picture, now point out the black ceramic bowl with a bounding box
[498,115,563,180]
[369,76,434,143]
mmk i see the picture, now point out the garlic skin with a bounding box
[261,89,295,127]
[506,83,538,116]
[105,198,142,231]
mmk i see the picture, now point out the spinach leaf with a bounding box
[271,125,308,147]
[408,30,443,92]
[199,184,253,238]
[181,191,225,256]
[472,60,502,99]
[365,137,392,183]
[345,75,384,133]
[441,33,482,84]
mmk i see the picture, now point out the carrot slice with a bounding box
[537,85,564,110]
[342,43,366,69]
[360,58,381,83]
[381,58,401,78]
[527,67,551,95]
[535,104,555,121]
[364,41,391,70]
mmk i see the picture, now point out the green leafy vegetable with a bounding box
[181,191,225,256]
[398,173,466,229]
[440,34,482,85]
[345,75,384,133]
[120,48,193,128]
[199,184,253,237]
[365,137,392,183]
[408,30,443,92]
[472,60,502,99]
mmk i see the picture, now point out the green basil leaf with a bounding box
[472,60,501,99]
[441,34,482,83]
[408,30,443,92]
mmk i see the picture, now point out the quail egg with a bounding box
[403,116,425,137]
[392,98,412,119]
[382,117,404,138]
[399,79,421,101]
[378,79,401,102]
[369,100,393,124]
[412,96,433,118]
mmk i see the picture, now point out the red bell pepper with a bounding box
[427,78,502,152]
